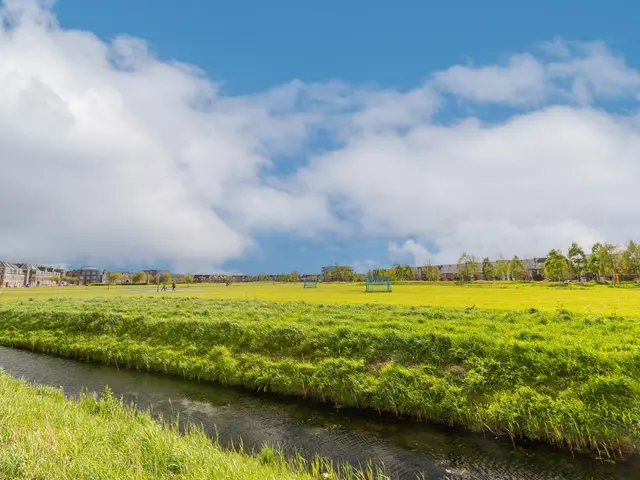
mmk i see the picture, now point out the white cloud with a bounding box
[0,0,331,270]
[351,259,376,274]
[388,240,433,265]
[3,1,640,270]
[431,54,548,105]
[430,38,640,106]
[295,106,640,263]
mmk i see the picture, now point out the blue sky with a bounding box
[3,0,640,274]
[55,0,637,94]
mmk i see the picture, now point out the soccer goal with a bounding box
[365,275,392,292]
[303,279,318,288]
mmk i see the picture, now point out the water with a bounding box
[0,345,637,480]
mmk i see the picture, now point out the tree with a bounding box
[159,272,172,284]
[404,264,415,281]
[586,243,602,281]
[423,264,440,281]
[131,271,147,284]
[495,259,509,280]
[393,266,402,281]
[457,252,478,281]
[183,274,194,288]
[544,249,568,282]
[510,256,526,280]
[107,272,124,289]
[621,241,640,279]
[567,242,587,281]
[290,270,301,282]
[481,257,495,280]
[344,267,358,282]
[590,243,620,281]
[393,264,413,281]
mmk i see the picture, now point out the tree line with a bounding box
[454,241,640,282]
[544,241,640,282]
[57,240,640,286]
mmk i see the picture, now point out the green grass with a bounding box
[0,369,387,480]
[0,297,638,459]
[2,281,640,315]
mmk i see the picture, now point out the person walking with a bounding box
[172,281,176,291]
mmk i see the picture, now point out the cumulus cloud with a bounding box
[2,0,640,270]
[0,0,335,270]
[388,240,433,266]
[431,54,548,106]
[297,105,640,263]
[431,39,640,106]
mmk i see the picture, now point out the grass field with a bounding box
[2,281,640,315]
[0,296,638,458]
[0,370,381,480]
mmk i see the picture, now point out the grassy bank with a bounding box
[2,280,640,314]
[0,370,379,480]
[0,297,639,458]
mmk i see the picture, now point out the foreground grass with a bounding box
[0,297,639,459]
[2,280,640,314]
[0,371,384,480]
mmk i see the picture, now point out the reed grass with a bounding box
[0,297,638,458]
[0,369,390,479]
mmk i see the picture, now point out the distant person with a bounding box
[172,281,176,291]
[161,283,167,292]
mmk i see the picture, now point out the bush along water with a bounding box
[0,297,638,458]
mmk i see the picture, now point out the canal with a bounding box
[0,345,637,479]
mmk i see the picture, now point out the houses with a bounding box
[0,262,26,288]
[408,257,550,282]
[523,258,547,281]
[0,262,66,287]
[193,274,228,283]
[66,267,107,285]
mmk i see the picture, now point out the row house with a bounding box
[231,275,251,283]
[410,257,549,281]
[0,262,26,288]
[0,262,65,288]
[193,274,229,283]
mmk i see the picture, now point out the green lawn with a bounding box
[2,281,640,315]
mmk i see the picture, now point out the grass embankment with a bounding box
[0,371,373,480]
[0,297,639,458]
[2,281,640,314]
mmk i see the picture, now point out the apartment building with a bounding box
[66,267,108,285]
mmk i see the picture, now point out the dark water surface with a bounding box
[0,345,637,480]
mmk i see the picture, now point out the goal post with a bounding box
[303,279,318,288]
[365,275,392,292]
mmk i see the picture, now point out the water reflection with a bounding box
[0,346,637,480]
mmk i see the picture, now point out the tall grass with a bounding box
[0,297,639,458]
[0,369,389,479]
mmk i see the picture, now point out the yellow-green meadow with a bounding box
[2,281,640,315]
